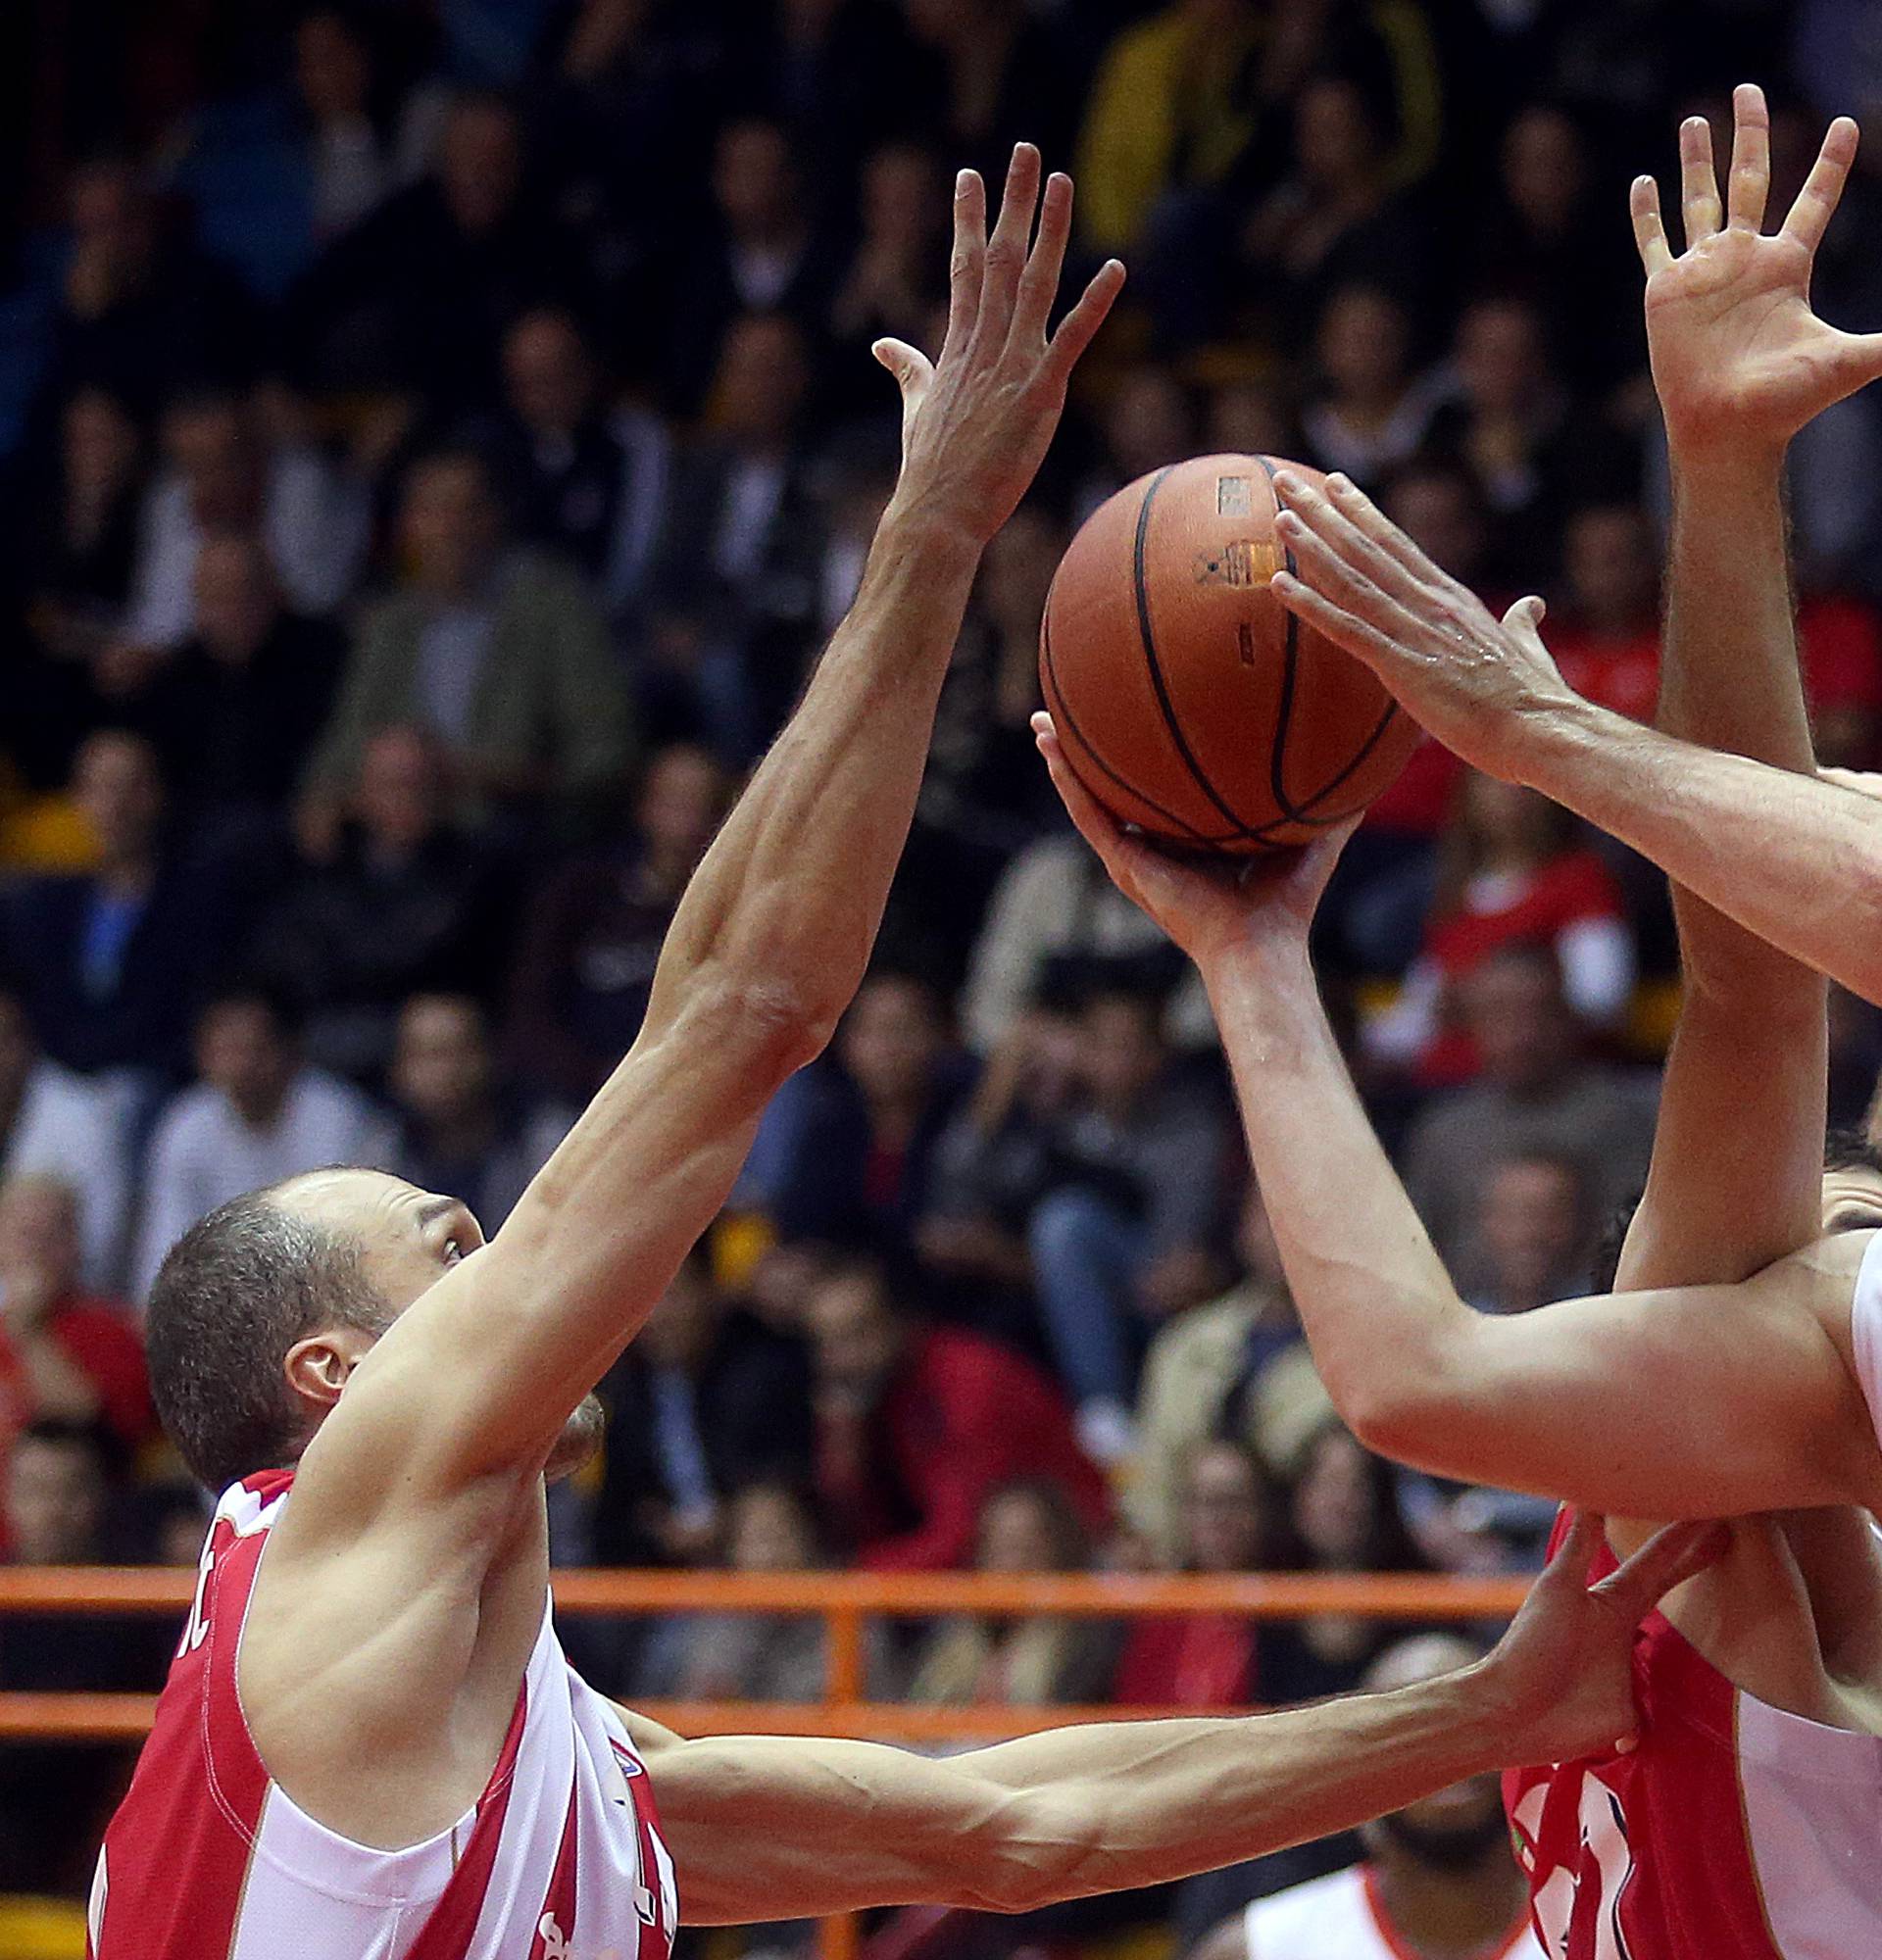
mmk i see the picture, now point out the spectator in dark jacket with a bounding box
[807,1253,1108,1571]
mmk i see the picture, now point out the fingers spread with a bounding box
[1320,472,1468,601]
[1630,174,1673,275]
[1273,474,1438,625]
[1725,82,1770,231]
[1011,172,1074,351]
[1782,116,1861,256]
[1044,258,1126,386]
[1270,568,1406,676]
[973,144,1043,354]
[1549,1507,1601,1584]
[941,171,987,361]
[1679,114,1722,247]
[1596,1520,1731,1617]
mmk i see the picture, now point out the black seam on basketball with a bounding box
[1253,454,1308,822]
[1130,466,1260,839]
[1291,699,1403,815]
[1040,605,1228,844]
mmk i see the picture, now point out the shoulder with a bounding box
[149,1085,225,1152]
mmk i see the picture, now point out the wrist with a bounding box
[878,486,990,568]
[1665,429,1787,493]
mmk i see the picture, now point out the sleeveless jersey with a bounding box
[87,1470,678,1960]
[1243,1863,1542,1959]
[1504,1231,1882,1959]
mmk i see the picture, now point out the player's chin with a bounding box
[545,1394,607,1484]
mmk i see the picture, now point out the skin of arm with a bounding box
[1031,725,1882,1520]
[301,152,1127,1508]
[620,1513,1722,1924]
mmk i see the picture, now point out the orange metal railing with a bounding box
[0,1568,1532,1960]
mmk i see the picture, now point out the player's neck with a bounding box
[1371,1849,1527,1957]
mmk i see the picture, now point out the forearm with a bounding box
[1201,938,1469,1448]
[646,503,979,1042]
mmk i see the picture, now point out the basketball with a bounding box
[1039,455,1420,854]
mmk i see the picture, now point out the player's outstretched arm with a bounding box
[628,1514,1720,1922]
[322,151,1124,1498]
[1035,722,1882,1518]
[1619,85,1830,1293]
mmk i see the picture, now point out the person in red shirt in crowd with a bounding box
[1545,503,1662,721]
[0,1174,152,1488]
[1367,773,1633,1087]
[805,1252,1109,1569]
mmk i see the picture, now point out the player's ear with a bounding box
[283,1325,378,1415]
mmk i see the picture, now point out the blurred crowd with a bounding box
[3,0,1882,1932]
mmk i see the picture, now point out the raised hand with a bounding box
[877,146,1124,546]
[1632,85,1882,457]
[1033,710,1354,966]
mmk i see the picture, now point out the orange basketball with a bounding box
[1039,455,1418,854]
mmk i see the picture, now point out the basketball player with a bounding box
[87,150,1710,1960]
[1192,1638,1542,1960]
[1037,90,1882,1956]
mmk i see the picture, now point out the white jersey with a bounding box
[1244,1863,1542,1960]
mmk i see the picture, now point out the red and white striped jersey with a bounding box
[87,1470,678,1960]
[1504,1232,1882,1960]
[1243,1862,1542,1959]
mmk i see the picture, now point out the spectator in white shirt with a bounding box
[131,991,380,1300]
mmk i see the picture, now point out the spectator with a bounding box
[807,1254,1108,1571]
[593,1246,815,1568]
[300,447,637,834]
[1800,590,1882,771]
[364,994,570,1231]
[291,8,432,247]
[907,1479,1116,1707]
[1545,503,1661,721]
[1027,976,1232,1465]
[1463,1149,1596,1315]
[1401,941,1657,1282]
[0,1176,151,1461]
[0,984,131,1291]
[506,743,734,1102]
[1366,774,1634,1086]
[0,731,223,1078]
[484,307,671,611]
[827,143,950,410]
[255,725,514,1081]
[1300,284,1441,489]
[111,532,346,839]
[766,970,973,1255]
[1112,1441,1276,1709]
[131,992,380,1298]
[1071,363,1196,522]
[899,0,1082,183]
[1129,1182,1315,1558]
[121,387,369,650]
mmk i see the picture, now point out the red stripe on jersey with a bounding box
[531,1784,581,1958]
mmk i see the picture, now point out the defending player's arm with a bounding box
[1036,730,1882,1520]
[1618,84,1826,1297]
[623,1515,1718,1922]
[310,151,1124,1501]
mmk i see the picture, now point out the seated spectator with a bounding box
[766,969,973,1256]
[1113,1441,1277,1710]
[483,308,671,612]
[908,1480,1116,1707]
[300,447,638,836]
[807,1254,1108,1571]
[631,1483,862,1703]
[122,387,369,650]
[1129,1182,1310,1558]
[1071,363,1196,523]
[364,995,570,1231]
[131,992,380,1299]
[254,726,514,1081]
[1258,1419,1431,1705]
[827,144,950,414]
[1799,589,1882,769]
[110,532,346,842]
[1545,503,1662,722]
[0,1421,171,1895]
[1366,774,1633,1086]
[1300,284,1441,490]
[593,1246,814,1567]
[646,313,824,760]
[0,984,131,1290]
[0,1176,151,1464]
[507,744,734,1102]
[1462,1149,1596,1315]
[0,731,225,1079]
[1028,975,1231,1465]
[899,0,1080,184]
[1401,941,1657,1279]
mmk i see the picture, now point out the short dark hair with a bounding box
[146,1185,389,1493]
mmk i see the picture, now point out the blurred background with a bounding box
[0,0,1880,1952]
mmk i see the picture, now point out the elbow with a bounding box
[692,971,839,1084]
[962,1789,1106,1915]
[1326,1326,1468,1465]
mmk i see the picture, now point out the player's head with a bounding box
[146,1167,602,1494]
[1821,1129,1882,1236]
[1362,1634,1510,1869]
